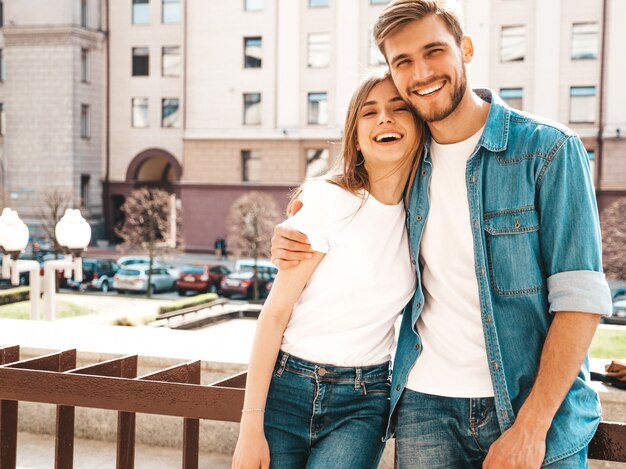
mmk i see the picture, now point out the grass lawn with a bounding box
[0,300,98,320]
[589,327,626,359]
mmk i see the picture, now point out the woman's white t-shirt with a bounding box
[280,180,416,366]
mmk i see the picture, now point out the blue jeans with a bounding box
[395,389,588,468]
[264,352,391,468]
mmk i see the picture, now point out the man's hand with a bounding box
[270,200,313,270]
[483,420,546,469]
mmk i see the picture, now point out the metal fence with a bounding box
[0,345,624,469]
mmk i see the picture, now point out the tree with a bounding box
[601,197,626,280]
[227,191,281,300]
[115,187,180,298]
[36,189,75,257]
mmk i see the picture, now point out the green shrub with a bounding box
[0,287,30,306]
[158,293,219,315]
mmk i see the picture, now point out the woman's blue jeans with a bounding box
[264,352,391,468]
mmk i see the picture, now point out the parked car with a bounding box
[117,256,180,278]
[607,288,626,325]
[234,258,278,276]
[175,264,231,296]
[113,265,177,294]
[67,258,119,292]
[220,269,274,299]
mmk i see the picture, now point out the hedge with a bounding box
[158,293,219,315]
[0,287,30,306]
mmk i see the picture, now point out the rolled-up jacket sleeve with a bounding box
[538,135,612,315]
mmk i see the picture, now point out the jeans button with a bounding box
[318,368,327,376]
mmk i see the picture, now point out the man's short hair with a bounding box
[373,0,465,59]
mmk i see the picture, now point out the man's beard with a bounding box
[409,69,467,123]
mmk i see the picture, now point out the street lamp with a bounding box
[43,209,91,320]
[0,208,41,320]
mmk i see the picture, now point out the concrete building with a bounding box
[104,0,390,251]
[1,0,623,250]
[0,0,105,237]
[464,0,626,210]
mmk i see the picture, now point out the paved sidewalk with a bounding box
[16,432,231,469]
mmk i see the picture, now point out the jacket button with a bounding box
[416,215,422,221]
[318,368,327,376]
[396,385,401,391]
[422,170,427,176]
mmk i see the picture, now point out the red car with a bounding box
[175,264,231,296]
[220,269,274,299]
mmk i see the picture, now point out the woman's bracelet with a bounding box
[241,408,265,413]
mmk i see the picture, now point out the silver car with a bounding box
[113,265,176,294]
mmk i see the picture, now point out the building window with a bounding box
[500,88,523,110]
[0,49,4,81]
[243,93,262,125]
[570,86,596,123]
[162,0,181,23]
[0,2,3,28]
[587,150,595,182]
[80,104,90,138]
[162,46,181,76]
[305,149,330,178]
[572,23,598,60]
[132,0,150,24]
[132,47,150,76]
[81,48,89,83]
[81,0,88,27]
[244,0,263,11]
[244,37,262,68]
[308,33,330,68]
[132,97,149,128]
[309,0,329,7]
[308,92,328,125]
[161,98,180,128]
[242,150,261,182]
[500,25,525,62]
[369,35,385,66]
[0,103,5,137]
[80,174,90,208]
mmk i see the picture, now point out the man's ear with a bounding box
[461,35,474,64]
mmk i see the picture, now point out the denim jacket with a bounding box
[388,89,612,465]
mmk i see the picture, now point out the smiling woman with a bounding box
[232,74,424,468]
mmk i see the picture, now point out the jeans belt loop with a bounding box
[276,352,289,377]
[355,367,362,390]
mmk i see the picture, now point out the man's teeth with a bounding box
[375,133,402,142]
[416,82,444,96]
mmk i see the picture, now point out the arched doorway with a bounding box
[126,148,182,183]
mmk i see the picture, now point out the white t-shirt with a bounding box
[406,127,494,398]
[281,180,416,366]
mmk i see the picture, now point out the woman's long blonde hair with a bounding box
[288,73,424,213]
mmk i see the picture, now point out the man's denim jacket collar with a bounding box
[391,89,612,465]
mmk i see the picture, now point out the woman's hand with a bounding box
[232,417,270,469]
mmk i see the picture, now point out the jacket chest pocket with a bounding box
[483,208,545,296]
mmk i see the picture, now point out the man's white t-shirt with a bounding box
[281,180,416,366]
[406,127,494,398]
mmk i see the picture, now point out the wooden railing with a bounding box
[0,345,625,468]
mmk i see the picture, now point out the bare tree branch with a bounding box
[115,187,181,297]
[226,191,281,300]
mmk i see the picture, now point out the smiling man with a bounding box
[271,1,612,467]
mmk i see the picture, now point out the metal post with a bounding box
[43,258,74,321]
[12,260,41,320]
